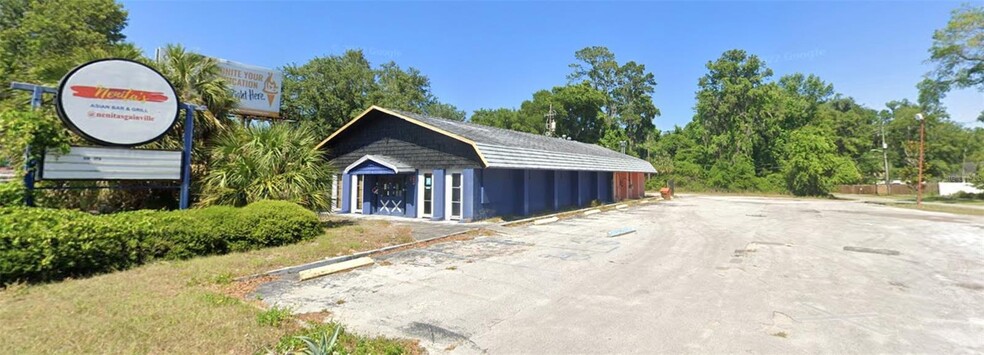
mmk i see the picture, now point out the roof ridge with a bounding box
[388,107,626,153]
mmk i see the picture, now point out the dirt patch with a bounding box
[295,310,332,323]
[224,275,277,301]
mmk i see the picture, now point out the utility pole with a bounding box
[915,113,925,207]
[962,148,967,183]
[881,119,890,195]
[544,104,557,137]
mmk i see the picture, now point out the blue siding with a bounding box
[347,160,397,175]
[362,175,375,214]
[527,170,550,214]
[476,168,523,218]
[598,172,613,203]
[405,175,417,218]
[342,167,622,220]
[589,171,599,202]
[432,169,445,220]
[462,169,475,221]
[555,170,575,209]
[577,171,591,206]
[341,173,351,213]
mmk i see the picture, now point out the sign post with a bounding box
[9,82,57,206]
[179,103,201,209]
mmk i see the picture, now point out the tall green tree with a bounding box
[281,50,463,138]
[568,46,659,153]
[470,108,538,134]
[0,0,136,106]
[471,82,607,143]
[781,126,861,196]
[928,4,984,121]
[154,44,237,131]
[521,83,608,142]
[883,99,972,183]
[694,49,774,162]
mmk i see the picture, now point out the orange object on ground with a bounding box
[659,187,672,200]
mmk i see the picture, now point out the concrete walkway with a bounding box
[834,193,984,211]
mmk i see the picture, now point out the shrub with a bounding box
[972,165,984,190]
[235,200,323,250]
[0,182,23,206]
[199,124,335,211]
[0,200,323,284]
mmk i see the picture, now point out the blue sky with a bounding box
[121,1,982,130]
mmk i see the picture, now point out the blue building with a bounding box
[319,106,656,222]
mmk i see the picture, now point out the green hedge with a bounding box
[0,182,22,207]
[0,200,323,283]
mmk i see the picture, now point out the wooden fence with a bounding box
[835,183,939,195]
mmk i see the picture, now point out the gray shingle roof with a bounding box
[392,109,657,173]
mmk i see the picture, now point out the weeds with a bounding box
[201,292,240,306]
[274,322,415,355]
[257,305,293,327]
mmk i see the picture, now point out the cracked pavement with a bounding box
[256,195,984,354]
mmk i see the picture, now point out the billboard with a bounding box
[56,59,179,147]
[41,147,182,180]
[215,58,283,118]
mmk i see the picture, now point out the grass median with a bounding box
[0,219,420,354]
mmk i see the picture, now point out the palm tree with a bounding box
[198,123,334,211]
[152,44,238,204]
[154,44,237,131]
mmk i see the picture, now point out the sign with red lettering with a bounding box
[56,59,179,147]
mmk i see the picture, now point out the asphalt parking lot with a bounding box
[258,196,984,354]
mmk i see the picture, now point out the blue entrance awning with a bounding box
[344,155,413,175]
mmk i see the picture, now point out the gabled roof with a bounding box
[317,106,657,173]
[343,155,414,174]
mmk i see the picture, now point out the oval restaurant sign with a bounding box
[56,58,179,147]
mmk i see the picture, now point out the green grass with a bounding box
[0,219,418,354]
[913,195,984,206]
[257,305,294,327]
[885,203,984,216]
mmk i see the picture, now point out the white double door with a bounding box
[417,170,461,220]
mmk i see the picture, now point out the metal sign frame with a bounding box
[9,81,199,209]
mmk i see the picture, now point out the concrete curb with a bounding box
[499,197,661,227]
[237,196,663,282]
[235,228,481,281]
